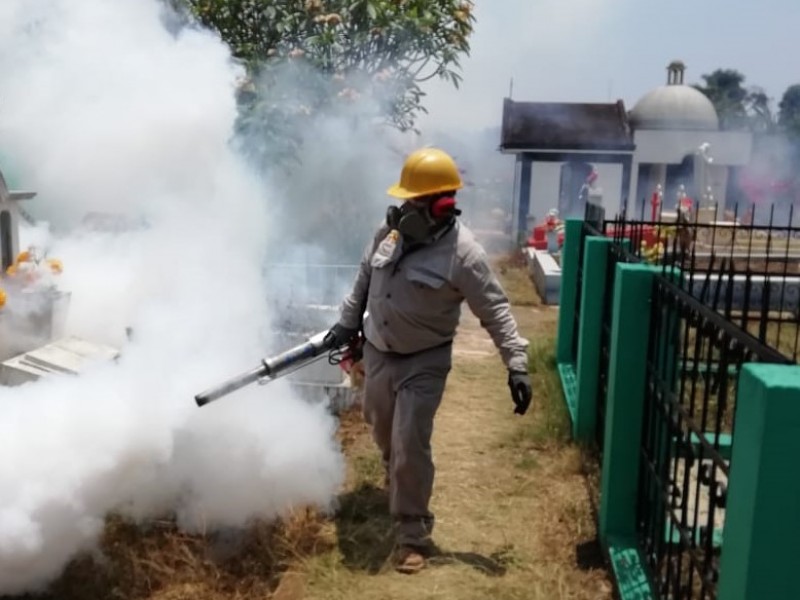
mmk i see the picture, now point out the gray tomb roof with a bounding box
[629,61,719,132]
[499,98,635,153]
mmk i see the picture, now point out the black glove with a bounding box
[324,323,360,349]
[508,370,532,415]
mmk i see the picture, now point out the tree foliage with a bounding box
[694,69,800,142]
[160,1,475,259]
[745,87,775,134]
[181,0,474,139]
[778,84,800,139]
[693,69,769,130]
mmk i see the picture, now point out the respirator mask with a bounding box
[386,195,459,242]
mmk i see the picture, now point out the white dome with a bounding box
[630,84,719,131]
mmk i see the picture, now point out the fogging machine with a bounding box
[194,329,362,407]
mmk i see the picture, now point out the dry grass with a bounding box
[8,258,612,600]
[297,259,612,600]
[493,252,542,307]
[744,319,799,362]
[9,510,331,600]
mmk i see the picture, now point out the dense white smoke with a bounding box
[0,0,346,594]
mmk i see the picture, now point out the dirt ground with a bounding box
[293,301,612,600]
[11,262,613,600]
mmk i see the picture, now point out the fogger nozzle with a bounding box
[194,330,334,407]
[194,365,268,407]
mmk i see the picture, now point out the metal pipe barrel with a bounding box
[194,330,334,407]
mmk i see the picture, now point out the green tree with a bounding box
[694,69,784,132]
[165,1,475,263]
[180,1,474,145]
[746,87,777,133]
[778,84,800,139]
[693,69,750,129]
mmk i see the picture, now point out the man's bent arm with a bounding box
[457,247,529,373]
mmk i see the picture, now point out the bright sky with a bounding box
[418,0,800,134]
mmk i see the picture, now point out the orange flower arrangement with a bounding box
[2,247,64,297]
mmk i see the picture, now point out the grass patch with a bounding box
[528,334,571,444]
[16,510,331,600]
[330,480,395,574]
[300,297,613,599]
[503,334,571,454]
[493,253,541,307]
[514,454,540,471]
[745,318,799,362]
[12,403,378,600]
[18,251,613,600]
[352,451,385,487]
[301,406,397,579]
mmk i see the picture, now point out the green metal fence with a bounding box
[555,203,800,599]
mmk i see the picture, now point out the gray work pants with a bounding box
[361,340,452,549]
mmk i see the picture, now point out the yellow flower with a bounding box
[47,258,63,274]
[0,288,5,308]
[15,250,31,264]
[5,264,17,277]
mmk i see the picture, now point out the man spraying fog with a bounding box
[326,147,532,574]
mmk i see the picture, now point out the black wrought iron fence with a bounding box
[595,208,673,452]
[676,204,800,365]
[603,203,800,364]
[635,270,791,599]
[586,202,799,458]
[578,202,800,598]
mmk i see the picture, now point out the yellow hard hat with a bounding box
[387,147,463,199]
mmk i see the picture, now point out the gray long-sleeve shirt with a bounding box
[339,221,530,373]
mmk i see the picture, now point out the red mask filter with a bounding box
[430,196,457,219]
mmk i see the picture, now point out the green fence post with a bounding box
[572,236,611,442]
[556,219,583,364]
[598,262,659,599]
[556,219,584,420]
[718,364,800,600]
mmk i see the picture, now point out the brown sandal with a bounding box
[394,546,426,574]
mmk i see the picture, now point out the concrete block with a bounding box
[1,335,119,386]
[0,290,71,361]
[529,248,562,305]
